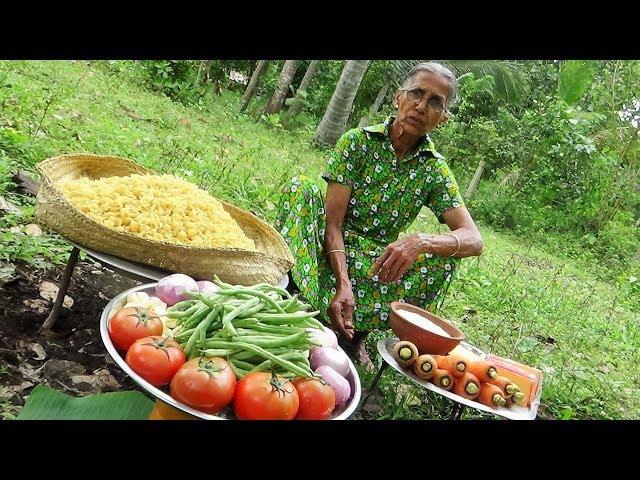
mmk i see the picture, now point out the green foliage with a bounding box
[2,60,639,420]
[558,60,597,105]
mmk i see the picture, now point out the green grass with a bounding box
[1,60,638,420]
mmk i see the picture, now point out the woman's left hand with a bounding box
[370,234,426,283]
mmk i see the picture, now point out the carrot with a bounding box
[478,383,506,409]
[431,368,453,391]
[413,354,437,380]
[393,340,419,368]
[433,354,467,378]
[467,360,498,383]
[488,375,521,396]
[507,391,526,407]
[452,372,480,400]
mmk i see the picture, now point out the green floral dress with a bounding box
[275,116,465,332]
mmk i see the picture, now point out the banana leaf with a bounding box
[17,385,154,420]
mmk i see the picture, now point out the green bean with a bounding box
[235,328,299,338]
[302,316,324,330]
[250,351,306,373]
[181,305,214,329]
[228,361,248,379]
[174,328,197,341]
[185,308,218,357]
[170,304,201,323]
[252,312,320,325]
[218,288,285,313]
[230,331,308,349]
[231,342,312,377]
[229,358,256,371]
[221,297,261,335]
[206,319,223,333]
[167,299,197,312]
[202,348,239,357]
[231,318,260,328]
[212,275,234,290]
[240,324,302,336]
[253,283,292,299]
[229,347,290,361]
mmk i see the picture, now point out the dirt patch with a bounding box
[0,259,149,417]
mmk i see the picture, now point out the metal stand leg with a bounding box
[447,403,466,420]
[358,362,389,411]
[39,247,80,333]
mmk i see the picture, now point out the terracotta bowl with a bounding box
[389,302,464,355]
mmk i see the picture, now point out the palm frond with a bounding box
[386,60,528,104]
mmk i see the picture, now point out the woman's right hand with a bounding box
[328,286,355,341]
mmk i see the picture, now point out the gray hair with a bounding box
[401,62,458,109]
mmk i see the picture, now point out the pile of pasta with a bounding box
[58,174,256,251]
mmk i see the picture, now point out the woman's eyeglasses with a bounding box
[399,88,448,114]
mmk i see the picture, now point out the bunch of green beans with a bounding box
[166,276,323,379]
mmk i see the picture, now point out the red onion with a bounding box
[310,346,350,378]
[155,274,199,306]
[322,326,339,349]
[306,327,338,349]
[315,366,351,405]
[196,280,219,295]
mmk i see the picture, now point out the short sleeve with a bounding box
[424,158,465,223]
[322,128,362,188]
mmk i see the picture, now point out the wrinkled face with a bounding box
[394,70,452,136]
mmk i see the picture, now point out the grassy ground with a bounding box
[1,60,638,419]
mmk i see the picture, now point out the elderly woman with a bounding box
[275,62,483,367]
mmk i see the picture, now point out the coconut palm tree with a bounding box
[240,60,268,113]
[315,60,527,148]
[312,60,370,147]
[358,81,391,127]
[286,60,320,119]
[265,60,299,115]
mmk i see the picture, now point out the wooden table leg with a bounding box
[358,361,389,411]
[38,246,80,333]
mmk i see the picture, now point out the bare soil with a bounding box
[0,257,151,417]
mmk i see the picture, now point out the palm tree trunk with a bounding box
[265,60,299,114]
[286,60,320,118]
[313,60,370,147]
[465,160,486,201]
[240,60,268,112]
[358,81,390,127]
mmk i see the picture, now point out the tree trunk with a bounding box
[465,160,486,201]
[240,60,268,112]
[313,60,370,147]
[286,60,320,118]
[265,60,299,115]
[358,81,390,127]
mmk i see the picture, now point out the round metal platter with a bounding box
[100,283,361,420]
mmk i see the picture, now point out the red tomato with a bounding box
[108,306,163,351]
[234,372,299,420]
[125,336,185,386]
[292,377,336,420]
[170,357,237,414]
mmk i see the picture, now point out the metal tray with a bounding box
[378,338,542,420]
[100,283,361,420]
[72,240,289,288]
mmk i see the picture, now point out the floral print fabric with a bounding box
[275,116,465,331]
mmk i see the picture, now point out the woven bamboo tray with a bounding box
[35,154,294,286]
